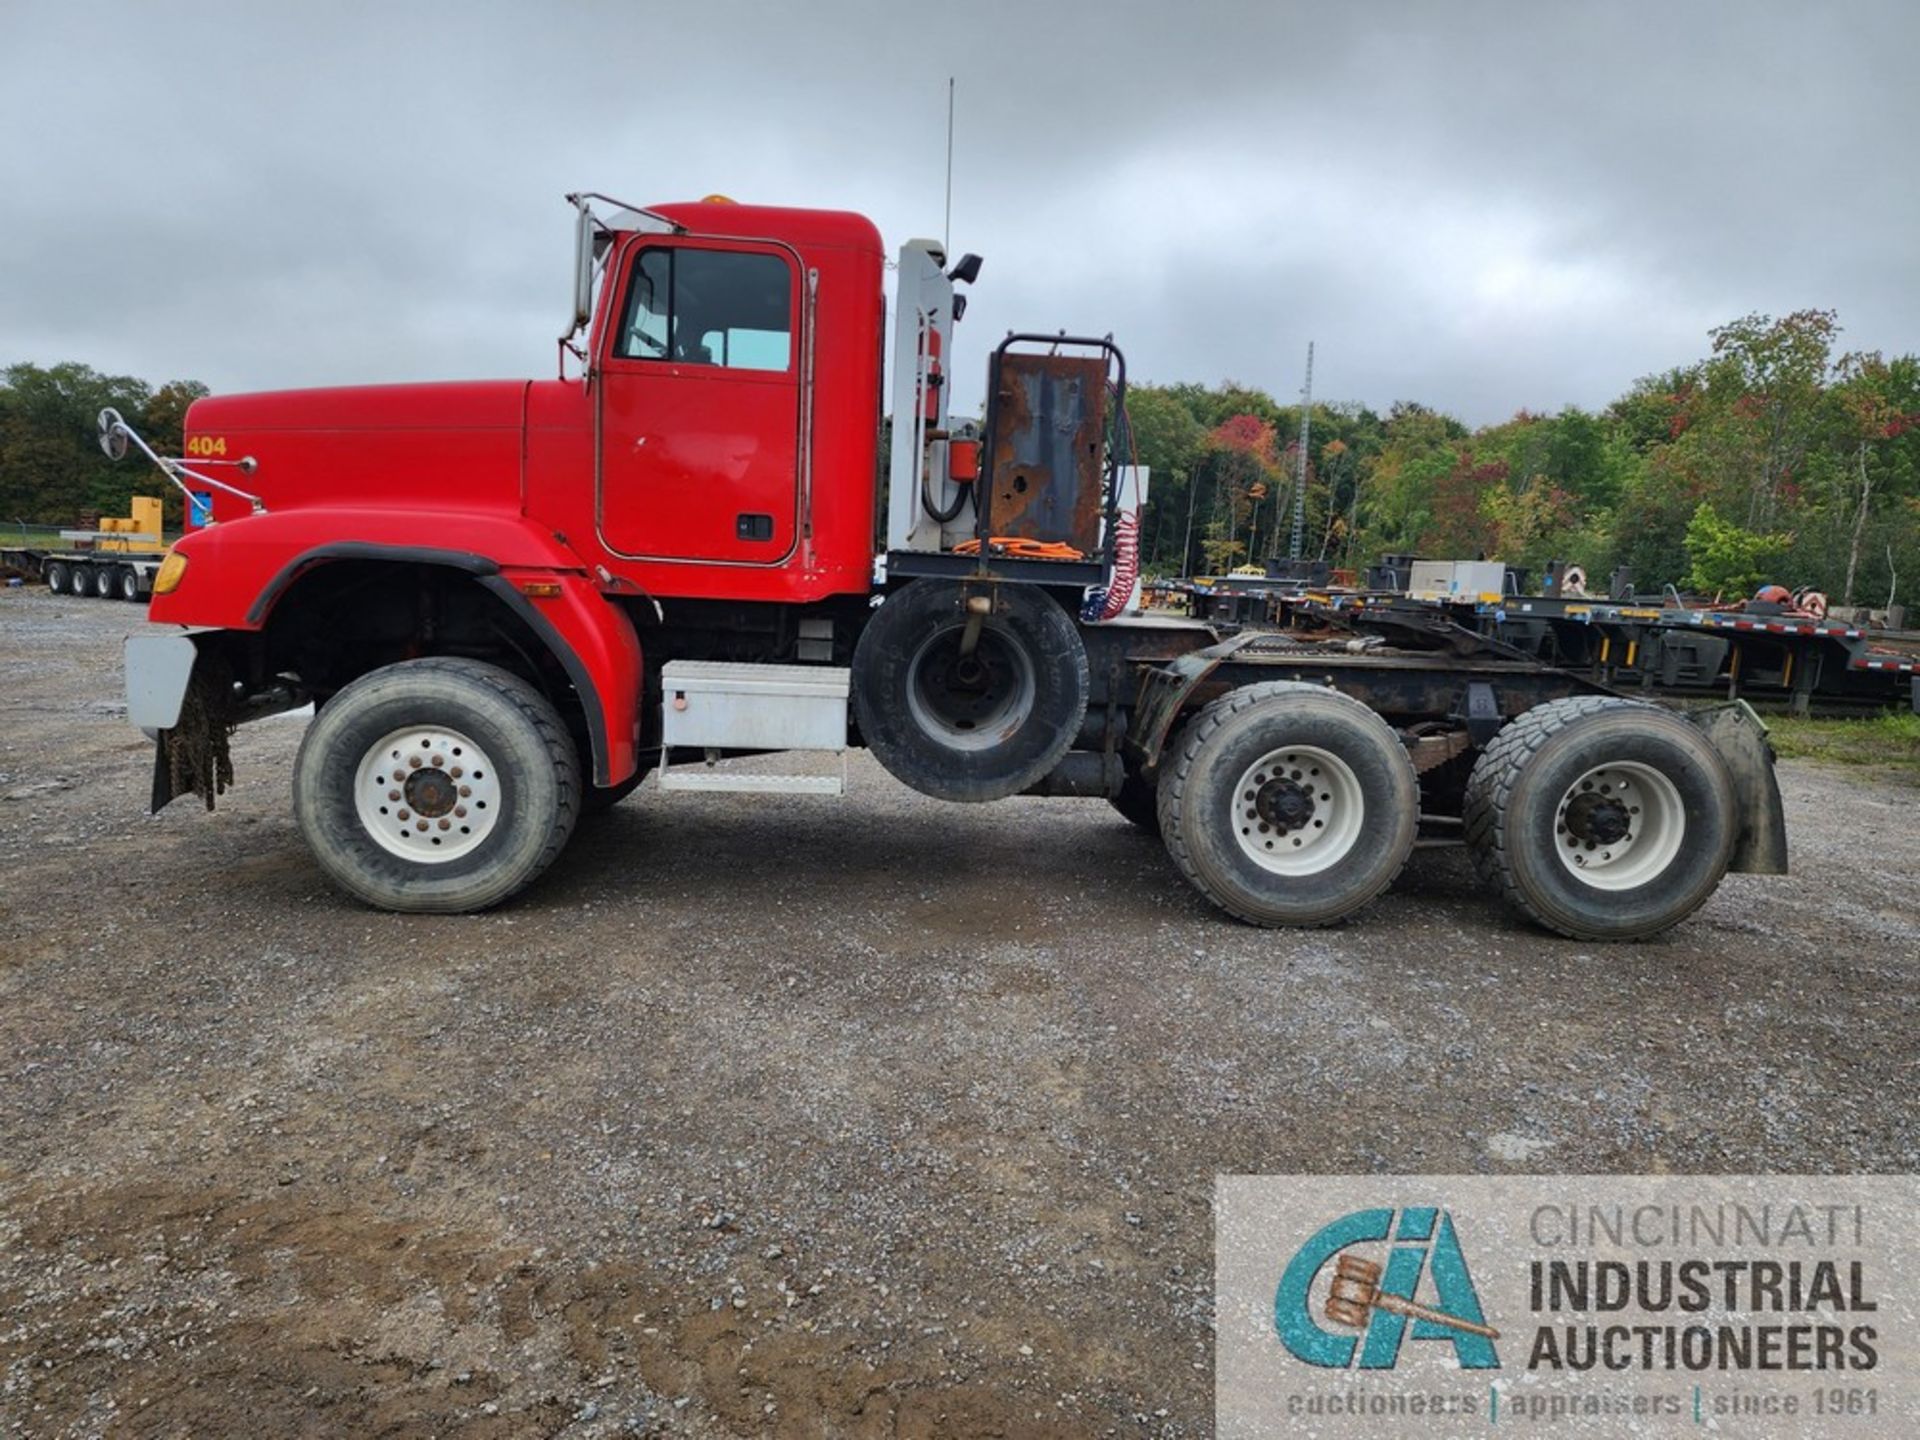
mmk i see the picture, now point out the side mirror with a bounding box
[947,253,983,285]
[98,408,129,462]
[569,202,596,337]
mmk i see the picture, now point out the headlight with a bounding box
[153,550,189,595]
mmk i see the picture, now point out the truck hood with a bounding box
[193,379,529,433]
[185,380,531,521]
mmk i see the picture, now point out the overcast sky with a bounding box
[3,1,1914,425]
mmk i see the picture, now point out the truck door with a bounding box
[596,239,801,564]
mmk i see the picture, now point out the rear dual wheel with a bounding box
[1463,697,1735,940]
[1157,682,1418,927]
[293,657,580,913]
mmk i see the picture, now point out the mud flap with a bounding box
[149,657,238,814]
[149,733,179,813]
[1690,701,1788,875]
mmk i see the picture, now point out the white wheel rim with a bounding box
[1553,760,1684,890]
[1230,744,1365,876]
[353,726,502,864]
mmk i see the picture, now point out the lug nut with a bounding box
[450,767,463,779]
[388,789,401,802]
[408,755,423,769]
[459,785,471,797]
[416,820,429,832]
[454,806,467,818]
[438,818,451,830]
[431,755,445,767]
[397,809,411,821]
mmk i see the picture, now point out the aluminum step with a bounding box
[656,770,843,796]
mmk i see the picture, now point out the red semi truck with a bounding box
[116,193,1786,937]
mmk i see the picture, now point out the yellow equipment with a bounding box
[85,497,167,553]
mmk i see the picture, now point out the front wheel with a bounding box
[1463,697,1735,940]
[292,657,580,913]
[1157,682,1418,926]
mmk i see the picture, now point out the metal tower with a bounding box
[1289,341,1313,562]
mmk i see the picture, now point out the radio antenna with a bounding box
[944,77,955,255]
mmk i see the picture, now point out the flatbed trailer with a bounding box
[3,541,169,601]
[3,500,173,602]
[1157,576,1920,716]
[1291,591,1920,717]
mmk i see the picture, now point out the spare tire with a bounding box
[852,580,1088,802]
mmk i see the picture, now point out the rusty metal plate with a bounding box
[985,352,1106,553]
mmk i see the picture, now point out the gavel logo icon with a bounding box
[1324,1254,1501,1340]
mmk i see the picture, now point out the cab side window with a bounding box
[615,247,792,371]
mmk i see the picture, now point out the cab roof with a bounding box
[647,199,883,256]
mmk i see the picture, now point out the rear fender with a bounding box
[1689,701,1788,875]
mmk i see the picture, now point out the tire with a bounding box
[292,657,580,913]
[851,580,1089,802]
[1109,766,1160,835]
[1157,681,1418,926]
[67,564,93,596]
[93,565,117,598]
[1463,697,1736,941]
[118,566,142,602]
[43,561,68,594]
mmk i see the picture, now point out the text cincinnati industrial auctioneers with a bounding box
[1220,1178,1911,1435]
[1520,1201,1879,1373]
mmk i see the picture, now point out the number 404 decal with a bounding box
[185,435,228,457]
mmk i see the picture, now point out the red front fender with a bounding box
[480,569,643,788]
[150,512,645,789]
[149,507,588,629]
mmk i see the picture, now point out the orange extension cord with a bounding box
[950,537,1087,560]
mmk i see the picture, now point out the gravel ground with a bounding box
[2,586,1917,1438]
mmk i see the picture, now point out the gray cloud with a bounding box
[3,0,1913,424]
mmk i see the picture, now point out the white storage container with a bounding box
[660,661,849,752]
[1450,560,1508,599]
[1409,561,1455,598]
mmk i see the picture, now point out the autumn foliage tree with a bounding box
[1117,311,1918,608]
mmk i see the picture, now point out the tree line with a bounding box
[0,362,206,534]
[1125,310,1918,607]
[6,308,1917,605]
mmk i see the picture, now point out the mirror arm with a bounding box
[96,408,267,517]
